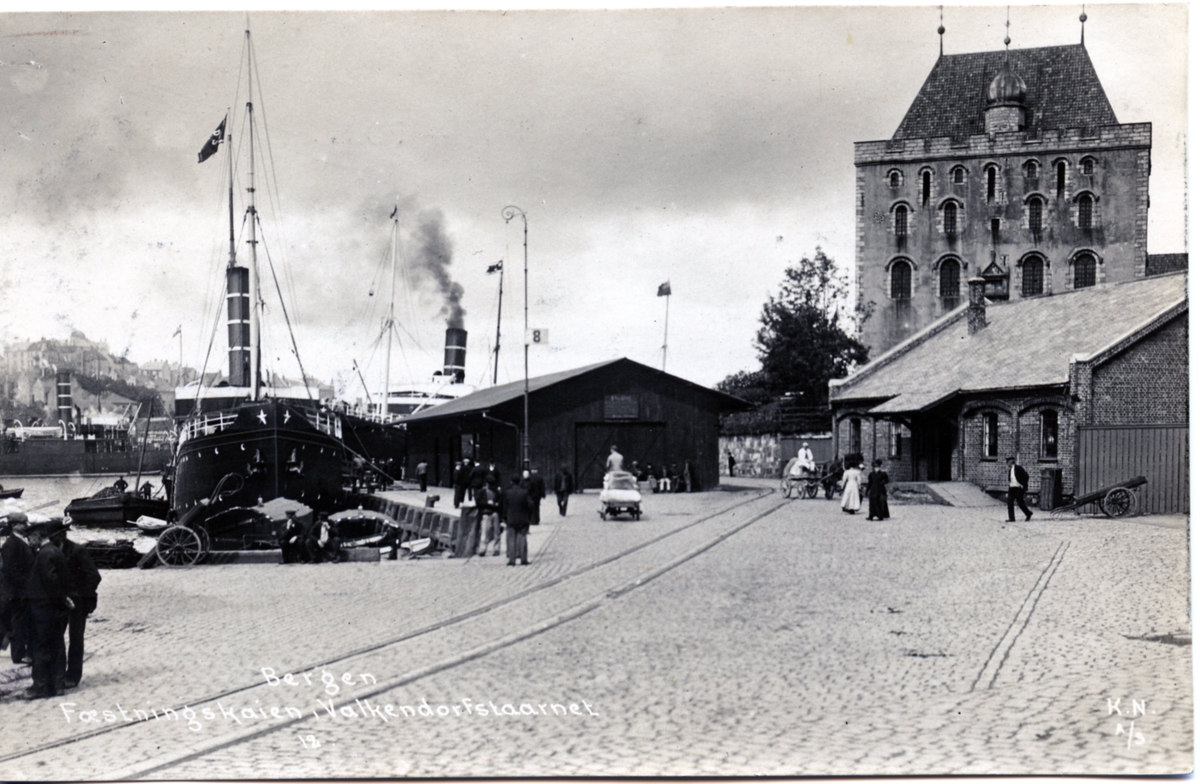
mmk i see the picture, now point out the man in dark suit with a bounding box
[1,513,34,664]
[553,467,574,517]
[452,460,469,508]
[1006,456,1033,522]
[500,476,534,566]
[53,522,101,689]
[24,520,71,699]
[527,468,546,525]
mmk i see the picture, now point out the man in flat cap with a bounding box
[52,521,101,689]
[1,512,34,664]
[24,520,72,699]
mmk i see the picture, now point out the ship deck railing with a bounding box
[179,412,240,442]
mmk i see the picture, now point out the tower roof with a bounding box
[892,44,1117,141]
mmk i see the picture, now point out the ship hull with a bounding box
[64,493,171,528]
[173,399,347,517]
[0,446,173,477]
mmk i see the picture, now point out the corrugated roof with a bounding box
[892,45,1118,141]
[833,274,1187,411]
[402,357,748,423]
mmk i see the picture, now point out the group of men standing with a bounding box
[1,512,101,700]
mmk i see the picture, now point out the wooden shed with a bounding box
[402,358,749,491]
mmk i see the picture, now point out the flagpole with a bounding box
[502,205,528,469]
[662,291,670,372]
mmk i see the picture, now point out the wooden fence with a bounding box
[1077,424,1189,514]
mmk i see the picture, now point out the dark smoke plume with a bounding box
[410,208,466,328]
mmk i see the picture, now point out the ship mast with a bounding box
[382,207,399,418]
[245,28,262,402]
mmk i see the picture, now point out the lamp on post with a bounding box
[502,205,529,469]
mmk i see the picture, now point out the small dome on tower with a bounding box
[987,62,1027,105]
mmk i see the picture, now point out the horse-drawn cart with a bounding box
[1050,476,1146,519]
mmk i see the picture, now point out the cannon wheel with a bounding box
[1102,487,1136,518]
[157,525,205,566]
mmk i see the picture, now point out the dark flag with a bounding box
[487,260,503,274]
[197,117,227,164]
[657,281,671,297]
[390,205,398,219]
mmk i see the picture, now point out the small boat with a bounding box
[65,485,170,528]
[0,485,24,500]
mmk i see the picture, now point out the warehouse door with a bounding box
[1077,424,1189,514]
[575,423,666,489]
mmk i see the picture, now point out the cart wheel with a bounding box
[805,482,819,499]
[599,509,607,520]
[1102,487,1136,518]
[779,478,789,497]
[195,527,211,554]
[156,525,204,566]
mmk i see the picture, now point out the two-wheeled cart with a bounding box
[1050,475,1146,519]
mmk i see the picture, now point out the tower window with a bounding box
[1056,161,1067,198]
[1081,157,1096,176]
[921,170,931,206]
[1078,193,1094,229]
[939,260,961,298]
[986,166,997,203]
[1023,160,1039,180]
[894,205,908,236]
[890,261,912,300]
[1074,252,1097,288]
[889,170,903,188]
[943,201,958,235]
[1028,197,1044,234]
[951,166,967,184]
[1022,257,1044,297]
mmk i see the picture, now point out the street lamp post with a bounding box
[502,205,529,469]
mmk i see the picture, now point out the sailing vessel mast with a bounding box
[246,29,262,402]
[382,207,399,419]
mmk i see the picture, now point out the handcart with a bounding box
[600,470,642,520]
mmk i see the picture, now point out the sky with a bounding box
[0,4,1188,401]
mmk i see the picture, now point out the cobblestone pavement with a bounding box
[0,481,1189,778]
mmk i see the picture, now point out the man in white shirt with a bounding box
[1006,456,1032,522]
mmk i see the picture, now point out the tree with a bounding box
[720,248,868,408]
[756,248,869,405]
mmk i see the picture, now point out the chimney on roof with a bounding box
[967,277,987,335]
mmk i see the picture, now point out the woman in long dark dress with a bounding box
[866,459,890,520]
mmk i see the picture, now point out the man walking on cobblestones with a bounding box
[54,522,101,689]
[501,476,533,566]
[1,512,33,664]
[1006,456,1033,522]
[554,466,574,516]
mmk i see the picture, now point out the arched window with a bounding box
[1041,410,1058,459]
[986,165,998,203]
[894,204,909,236]
[849,418,862,455]
[951,165,967,184]
[890,261,912,300]
[939,259,961,298]
[1080,157,1096,176]
[1078,193,1095,229]
[1056,161,1067,198]
[1074,252,1097,288]
[943,201,958,235]
[921,170,932,206]
[1023,160,1040,180]
[1021,257,1044,297]
[1028,196,1044,234]
[982,412,999,458]
[888,169,903,188]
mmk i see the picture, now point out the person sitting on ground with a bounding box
[279,510,307,564]
[305,513,341,563]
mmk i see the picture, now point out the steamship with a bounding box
[171,30,346,518]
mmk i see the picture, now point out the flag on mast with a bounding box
[172,325,182,338]
[197,116,227,163]
[487,260,503,274]
[390,205,398,220]
[657,281,672,297]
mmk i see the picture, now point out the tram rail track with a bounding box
[1,488,782,778]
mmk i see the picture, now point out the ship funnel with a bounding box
[227,266,251,386]
[443,328,467,383]
[56,370,73,428]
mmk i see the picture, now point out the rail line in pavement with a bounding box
[0,487,779,776]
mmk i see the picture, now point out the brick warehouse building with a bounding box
[855,43,1154,355]
[829,272,1187,514]
[401,358,749,491]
